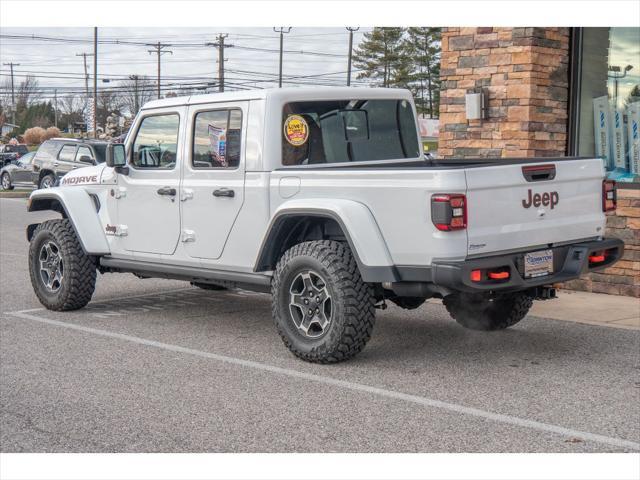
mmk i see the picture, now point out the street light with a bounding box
[608,64,634,105]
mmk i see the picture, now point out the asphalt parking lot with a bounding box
[1,197,639,453]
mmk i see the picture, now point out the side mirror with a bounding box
[106,143,128,174]
[79,155,94,164]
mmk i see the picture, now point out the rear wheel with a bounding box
[443,292,533,331]
[39,174,55,189]
[272,240,376,363]
[1,173,14,190]
[29,219,96,311]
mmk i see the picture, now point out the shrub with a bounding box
[23,127,47,145]
[44,126,61,140]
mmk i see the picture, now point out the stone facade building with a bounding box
[438,27,639,297]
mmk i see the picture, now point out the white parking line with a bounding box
[5,309,639,451]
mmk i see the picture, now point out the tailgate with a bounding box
[465,158,605,256]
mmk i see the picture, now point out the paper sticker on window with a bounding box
[208,124,227,167]
[284,115,309,146]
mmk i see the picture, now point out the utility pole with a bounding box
[273,27,291,88]
[75,53,93,99]
[206,34,232,92]
[2,62,19,124]
[148,42,172,99]
[54,89,58,128]
[346,27,359,86]
[93,27,98,138]
[129,75,140,113]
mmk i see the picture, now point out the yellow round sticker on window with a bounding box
[284,115,309,146]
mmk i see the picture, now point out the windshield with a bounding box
[91,144,107,163]
[282,99,420,166]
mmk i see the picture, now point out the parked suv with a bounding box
[26,87,623,363]
[31,138,108,189]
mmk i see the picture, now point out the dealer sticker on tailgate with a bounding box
[524,249,554,278]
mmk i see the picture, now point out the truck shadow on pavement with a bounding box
[65,288,614,369]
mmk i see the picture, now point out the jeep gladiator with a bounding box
[26,87,623,363]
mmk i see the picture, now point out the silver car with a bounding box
[0,151,36,190]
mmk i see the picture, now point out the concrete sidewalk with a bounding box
[530,289,639,330]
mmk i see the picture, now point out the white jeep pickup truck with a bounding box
[26,87,623,363]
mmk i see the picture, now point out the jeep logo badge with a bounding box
[522,189,559,209]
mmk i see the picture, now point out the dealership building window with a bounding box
[571,27,640,183]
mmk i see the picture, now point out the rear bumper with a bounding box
[427,238,624,293]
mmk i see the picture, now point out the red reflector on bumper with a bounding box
[488,271,510,280]
[589,254,605,263]
[470,270,482,282]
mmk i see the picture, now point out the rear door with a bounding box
[181,102,247,260]
[464,158,605,256]
[117,107,185,255]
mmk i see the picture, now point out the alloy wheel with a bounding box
[39,241,64,292]
[288,270,332,338]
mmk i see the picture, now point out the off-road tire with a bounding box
[443,292,533,331]
[1,173,14,190]
[29,219,96,311]
[191,282,227,291]
[272,240,376,363]
[39,173,55,189]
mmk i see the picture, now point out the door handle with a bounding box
[53,162,60,167]
[157,187,177,196]
[213,188,235,198]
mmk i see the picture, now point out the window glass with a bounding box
[576,27,640,182]
[91,144,107,163]
[75,146,94,162]
[192,109,242,168]
[37,140,61,159]
[282,99,420,166]
[131,114,180,169]
[58,145,77,162]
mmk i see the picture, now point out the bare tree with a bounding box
[118,75,155,117]
[16,75,41,107]
[96,89,125,130]
[60,94,82,117]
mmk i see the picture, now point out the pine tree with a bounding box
[403,27,441,118]
[353,27,408,88]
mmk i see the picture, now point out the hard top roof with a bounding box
[48,138,110,144]
[140,86,413,111]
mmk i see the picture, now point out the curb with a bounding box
[0,191,31,198]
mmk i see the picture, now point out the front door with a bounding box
[181,102,247,260]
[117,108,185,255]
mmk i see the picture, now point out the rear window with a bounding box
[36,140,63,159]
[282,99,420,166]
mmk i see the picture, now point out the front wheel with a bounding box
[1,173,14,190]
[272,240,376,363]
[29,219,97,311]
[443,292,533,331]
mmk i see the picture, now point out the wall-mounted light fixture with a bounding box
[465,90,487,121]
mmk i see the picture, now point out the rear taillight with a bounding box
[431,194,467,231]
[602,180,617,212]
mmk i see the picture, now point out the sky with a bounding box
[0,27,372,103]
